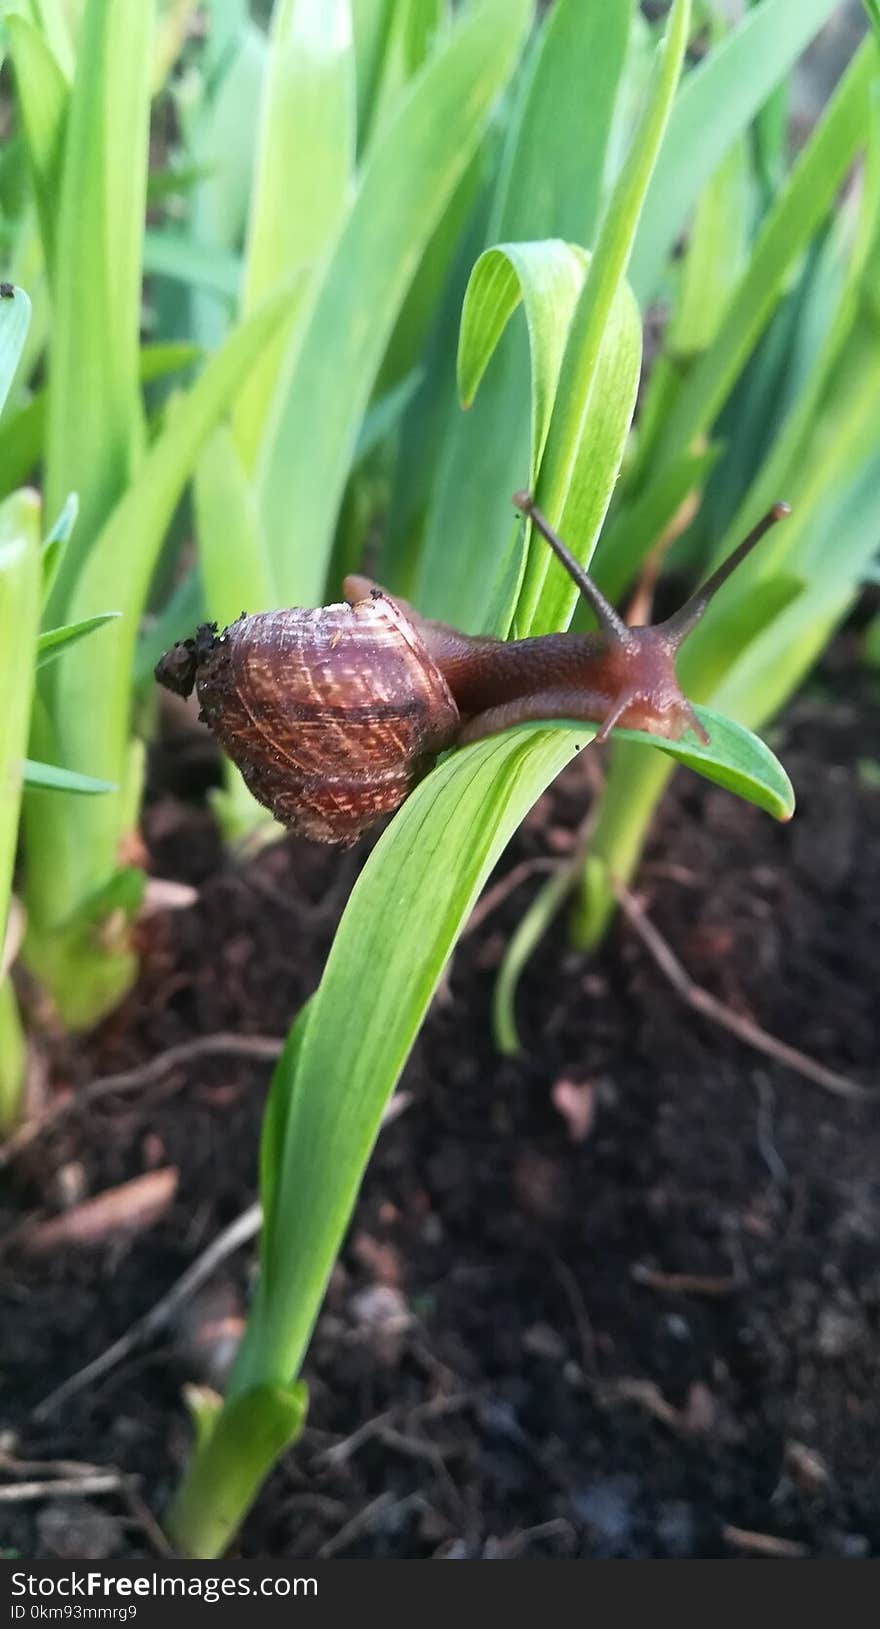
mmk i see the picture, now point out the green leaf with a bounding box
[492,860,575,1055]
[615,706,795,822]
[354,367,424,463]
[142,231,242,300]
[631,0,844,301]
[447,240,641,640]
[518,0,692,636]
[5,15,69,281]
[0,490,41,943]
[458,241,589,480]
[25,0,76,78]
[195,425,273,627]
[0,286,31,419]
[182,15,267,352]
[0,342,201,508]
[166,1382,307,1561]
[22,759,116,796]
[45,0,154,617]
[351,0,391,149]
[649,39,877,476]
[36,611,120,668]
[233,0,356,471]
[257,0,532,607]
[229,698,790,1395]
[414,0,630,632]
[229,723,588,1394]
[41,493,79,599]
[34,284,297,914]
[194,421,275,836]
[592,443,721,605]
[133,567,204,690]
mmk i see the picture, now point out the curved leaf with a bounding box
[457,241,587,465]
[22,760,116,796]
[36,611,120,668]
[0,286,31,419]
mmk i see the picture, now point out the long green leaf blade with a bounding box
[5,16,69,281]
[31,286,297,912]
[36,611,120,668]
[233,0,356,472]
[22,760,116,796]
[45,0,154,616]
[230,697,791,1393]
[651,38,877,475]
[519,0,692,635]
[631,0,843,300]
[0,491,41,939]
[0,287,31,419]
[257,0,532,608]
[230,723,586,1392]
[413,0,631,631]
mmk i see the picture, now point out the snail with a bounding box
[155,493,789,844]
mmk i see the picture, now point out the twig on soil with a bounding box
[0,1033,285,1167]
[551,1256,598,1376]
[0,1448,172,1552]
[118,1482,175,1558]
[0,1473,125,1502]
[32,1202,262,1421]
[487,1519,577,1559]
[463,859,557,937]
[630,1264,738,1297]
[318,1490,423,1560]
[722,1523,808,1559]
[31,1081,413,1421]
[612,879,876,1102]
[318,1394,474,1470]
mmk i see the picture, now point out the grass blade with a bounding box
[45,0,154,616]
[413,0,631,632]
[35,611,120,668]
[229,722,588,1393]
[631,0,843,300]
[22,760,116,795]
[0,491,41,937]
[233,0,356,471]
[649,39,877,477]
[519,0,692,635]
[257,0,532,607]
[22,286,298,1005]
[229,696,790,1396]
[5,16,69,281]
[143,232,242,301]
[0,287,31,419]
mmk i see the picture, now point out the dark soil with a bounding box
[1,674,879,1561]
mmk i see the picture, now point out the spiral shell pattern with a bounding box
[194,593,460,843]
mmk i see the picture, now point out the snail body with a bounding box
[156,494,789,844]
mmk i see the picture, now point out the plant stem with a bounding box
[0,978,26,1134]
[570,741,674,950]
[165,1382,306,1559]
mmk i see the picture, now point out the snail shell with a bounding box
[191,592,460,844]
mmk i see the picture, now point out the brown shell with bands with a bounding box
[195,595,460,843]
